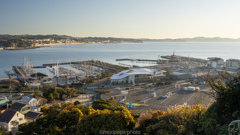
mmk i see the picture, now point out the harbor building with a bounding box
[226,59,240,68]
[207,57,224,68]
[170,72,190,80]
[110,68,166,84]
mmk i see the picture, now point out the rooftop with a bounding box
[111,68,166,80]
[25,111,43,119]
[30,72,48,77]
[170,72,189,76]
[0,99,10,106]
[20,96,38,103]
[10,102,28,111]
[226,59,240,62]
[0,109,17,123]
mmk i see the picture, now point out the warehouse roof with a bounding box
[111,68,166,80]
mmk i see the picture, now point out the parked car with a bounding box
[162,92,172,98]
[18,93,24,96]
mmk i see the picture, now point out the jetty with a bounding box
[161,55,208,63]
[12,66,28,80]
[116,59,158,62]
[34,60,126,72]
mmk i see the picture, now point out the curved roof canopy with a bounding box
[111,68,166,80]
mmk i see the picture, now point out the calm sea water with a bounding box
[1,42,240,78]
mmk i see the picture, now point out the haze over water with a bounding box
[1,42,240,78]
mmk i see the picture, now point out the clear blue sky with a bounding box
[1,0,240,39]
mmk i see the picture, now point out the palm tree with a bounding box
[213,68,217,77]
[196,69,199,76]
[189,69,192,74]
[9,76,13,96]
[153,71,156,85]
[9,76,12,89]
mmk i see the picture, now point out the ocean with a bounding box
[1,42,240,78]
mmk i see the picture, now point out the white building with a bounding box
[20,96,39,107]
[0,109,26,132]
[226,59,240,68]
[110,68,166,84]
[170,72,190,80]
[207,57,224,68]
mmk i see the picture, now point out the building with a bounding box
[20,96,39,107]
[30,72,48,80]
[207,57,224,68]
[0,99,10,106]
[31,106,40,112]
[0,109,26,132]
[226,59,240,68]
[10,102,31,114]
[170,72,190,80]
[24,111,43,122]
[110,68,166,84]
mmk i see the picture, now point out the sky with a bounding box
[1,0,240,39]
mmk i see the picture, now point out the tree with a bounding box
[94,90,112,99]
[48,93,54,102]
[153,71,156,85]
[189,69,192,74]
[9,76,12,89]
[9,76,13,96]
[205,75,240,124]
[57,107,83,132]
[76,106,135,134]
[74,101,82,105]
[136,104,207,135]
[196,69,199,76]
[92,98,117,110]
[34,90,41,97]
[213,68,217,77]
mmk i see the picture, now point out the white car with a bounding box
[18,93,24,96]
[162,92,172,98]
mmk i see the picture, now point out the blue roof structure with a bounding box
[0,99,10,106]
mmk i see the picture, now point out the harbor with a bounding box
[6,58,129,88]
[5,52,240,88]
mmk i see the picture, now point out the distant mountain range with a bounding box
[141,37,240,42]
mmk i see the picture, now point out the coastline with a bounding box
[35,41,137,47]
[35,42,85,47]
[3,41,142,50]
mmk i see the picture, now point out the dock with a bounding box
[161,55,208,63]
[12,66,28,80]
[33,60,126,72]
[116,59,158,62]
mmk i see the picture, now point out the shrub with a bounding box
[136,104,207,135]
[93,90,112,94]
[74,101,82,105]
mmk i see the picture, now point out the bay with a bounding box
[1,42,240,78]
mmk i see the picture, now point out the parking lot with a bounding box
[111,83,214,114]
